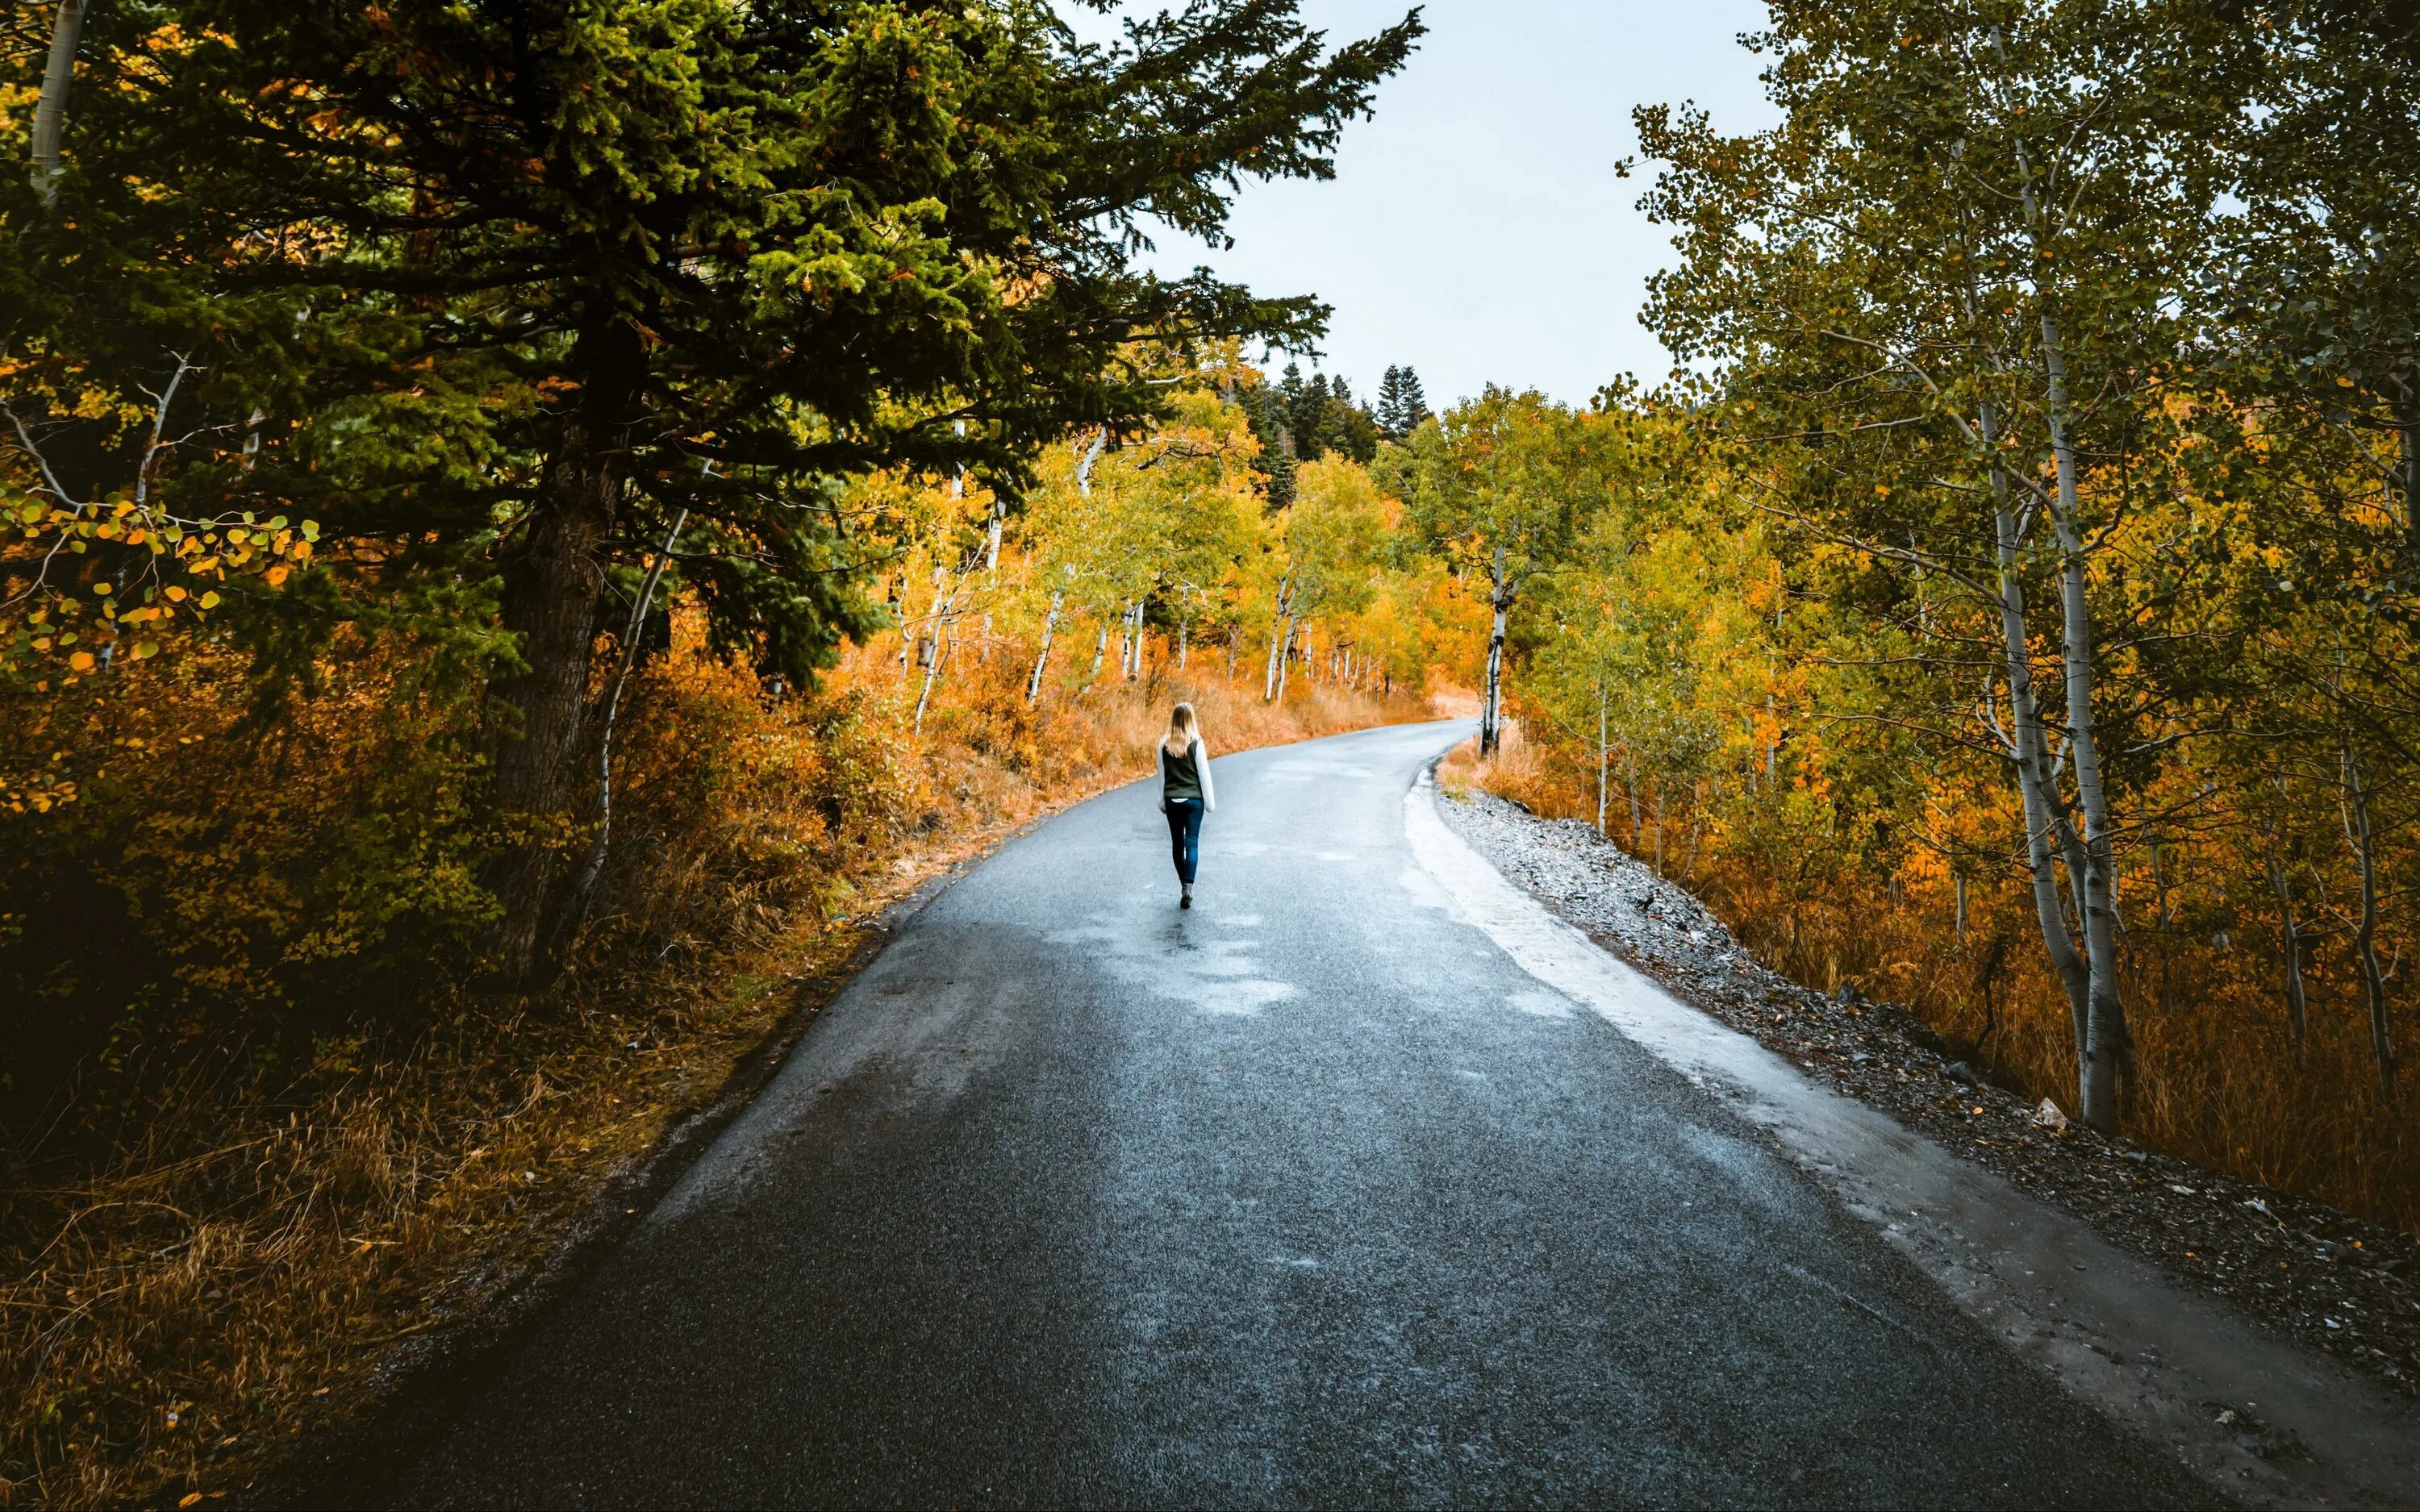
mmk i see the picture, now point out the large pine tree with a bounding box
[2,0,1423,981]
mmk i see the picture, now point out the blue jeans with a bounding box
[1165,798,1205,885]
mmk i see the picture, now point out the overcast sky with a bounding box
[1070,1,1783,410]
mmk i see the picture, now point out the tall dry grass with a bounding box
[0,615,1424,1509]
[1470,721,2420,1235]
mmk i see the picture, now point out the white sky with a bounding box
[1070,1,1782,409]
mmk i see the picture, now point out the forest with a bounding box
[1508,0,2420,1223]
[0,2,1463,1502]
[4,0,2417,1504]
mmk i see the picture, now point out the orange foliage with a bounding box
[1479,720,2420,1234]
[0,597,1419,1510]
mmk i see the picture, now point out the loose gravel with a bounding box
[1439,787,2420,1403]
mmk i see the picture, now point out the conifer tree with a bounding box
[1288,371,1333,461]
[1278,363,1308,431]
[1323,377,1382,462]
[0,0,1423,983]
[1378,364,1432,437]
[1235,376,1297,506]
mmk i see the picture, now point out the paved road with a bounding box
[339,720,2204,1508]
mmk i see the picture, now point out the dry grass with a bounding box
[0,628,1425,1510]
[1470,722,2420,1237]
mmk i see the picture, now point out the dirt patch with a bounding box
[1437,787,2420,1403]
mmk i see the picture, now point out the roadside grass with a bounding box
[0,626,1425,1510]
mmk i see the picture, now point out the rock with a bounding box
[1833,982,1868,1007]
[1946,1061,1980,1083]
[2033,1098,2072,1133]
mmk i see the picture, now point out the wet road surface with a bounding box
[331,720,2205,1508]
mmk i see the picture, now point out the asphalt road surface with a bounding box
[335,720,2205,1509]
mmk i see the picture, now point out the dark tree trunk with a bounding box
[481,322,644,985]
[2344,743,2397,1093]
[2400,395,2418,568]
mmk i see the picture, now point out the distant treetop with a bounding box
[1378,366,1433,439]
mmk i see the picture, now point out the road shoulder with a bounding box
[1416,774,2420,1510]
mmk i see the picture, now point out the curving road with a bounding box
[338,719,2200,1508]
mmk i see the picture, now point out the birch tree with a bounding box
[1396,388,1597,753]
[1637,0,2240,1129]
[1260,456,1383,702]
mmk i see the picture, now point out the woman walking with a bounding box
[1158,702,1216,908]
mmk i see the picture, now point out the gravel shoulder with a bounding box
[1437,787,2420,1407]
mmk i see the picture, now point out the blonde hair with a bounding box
[1162,702,1201,756]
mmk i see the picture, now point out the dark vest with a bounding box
[1161,740,1203,803]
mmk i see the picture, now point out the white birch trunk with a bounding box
[553,509,687,952]
[1480,545,1511,756]
[2041,312,2127,1133]
[1074,428,1104,494]
[1025,589,1062,702]
[914,573,955,734]
[2006,111,2128,1131]
[2261,803,2309,1060]
[1626,748,1642,848]
[1997,501,2092,1060]
[30,0,83,206]
[2343,743,2397,1091]
[1596,689,1608,836]
[1262,582,1291,702]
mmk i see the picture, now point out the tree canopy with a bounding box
[3,0,1424,978]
